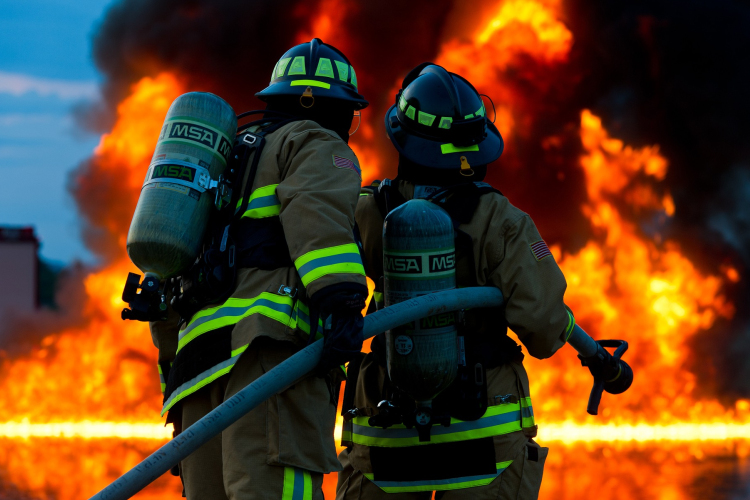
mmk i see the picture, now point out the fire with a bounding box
[0,0,747,498]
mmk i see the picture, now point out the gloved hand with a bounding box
[314,289,366,375]
[578,343,632,394]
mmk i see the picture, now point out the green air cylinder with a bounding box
[126,92,237,280]
[383,199,457,406]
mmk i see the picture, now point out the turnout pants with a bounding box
[335,440,548,500]
[177,339,340,500]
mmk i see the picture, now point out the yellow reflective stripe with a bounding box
[290,79,331,89]
[334,60,349,81]
[231,344,249,358]
[441,143,480,154]
[476,104,486,117]
[282,467,311,500]
[373,291,383,303]
[161,358,238,415]
[521,396,535,428]
[315,58,335,78]
[439,117,453,129]
[282,467,295,500]
[350,66,358,89]
[288,56,306,76]
[351,403,523,448]
[294,243,365,287]
[399,94,408,111]
[157,364,166,394]
[276,57,292,78]
[241,184,280,219]
[177,293,294,352]
[405,106,416,120]
[291,301,323,340]
[363,460,513,493]
[359,192,371,197]
[418,111,436,126]
[564,309,575,341]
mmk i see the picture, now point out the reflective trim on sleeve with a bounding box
[289,300,323,341]
[282,467,313,500]
[177,293,294,353]
[441,143,480,154]
[363,461,513,493]
[350,400,530,448]
[564,309,576,341]
[294,243,366,287]
[240,184,281,219]
[157,364,166,394]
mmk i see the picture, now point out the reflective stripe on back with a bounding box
[363,460,512,493]
[350,400,533,448]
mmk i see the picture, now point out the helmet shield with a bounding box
[385,64,503,169]
[256,38,368,109]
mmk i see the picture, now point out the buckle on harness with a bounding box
[278,285,297,298]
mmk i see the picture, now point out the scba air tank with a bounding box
[383,199,457,406]
[126,92,237,280]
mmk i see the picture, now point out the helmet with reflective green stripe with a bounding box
[385,63,503,169]
[256,38,368,110]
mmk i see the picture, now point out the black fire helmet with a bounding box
[385,63,503,171]
[256,38,368,110]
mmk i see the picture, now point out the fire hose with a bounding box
[90,287,632,500]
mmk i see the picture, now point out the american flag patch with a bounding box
[333,155,361,178]
[530,240,552,261]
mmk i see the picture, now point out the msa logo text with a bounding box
[429,252,455,272]
[152,164,196,182]
[169,122,216,147]
[385,255,422,274]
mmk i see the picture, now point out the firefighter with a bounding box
[150,38,369,500]
[337,63,575,499]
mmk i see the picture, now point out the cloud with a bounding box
[0,71,98,100]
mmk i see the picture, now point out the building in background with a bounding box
[0,226,39,314]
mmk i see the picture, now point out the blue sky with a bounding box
[0,0,115,264]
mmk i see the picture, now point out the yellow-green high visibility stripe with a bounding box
[373,291,384,303]
[158,364,166,394]
[350,66,358,89]
[161,345,247,415]
[240,184,280,219]
[350,401,527,448]
[418,111,436,126]
[439,117,453,129]
[405,106,416,120]
[363,460,513,493]
[476,104,486,117]
[521,396,535,428]
[290,300,323,341]
[288,56,306,76]
[294,243,365,287]
[315,58,335,78]
[564,309,576,341]
[335,60,349,82]
[441,143,480,154]
[290,79,331,89]
[399,95,408,112]
[276,57,292,79]
[177,293,294,353]
[282,467,313,500]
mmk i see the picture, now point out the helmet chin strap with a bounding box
[349,110,361,136]
[480,94,497,124]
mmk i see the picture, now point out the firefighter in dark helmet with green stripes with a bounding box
[150,39,368,500]
[337,63,577,499]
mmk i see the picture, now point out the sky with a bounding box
[0,0,115,265]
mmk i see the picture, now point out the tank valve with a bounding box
[121,272,168,322]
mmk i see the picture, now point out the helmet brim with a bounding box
[384,105,503,169]
[256,81,369,109]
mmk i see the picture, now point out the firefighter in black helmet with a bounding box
[336,63,575,499]
[151,39,368,500]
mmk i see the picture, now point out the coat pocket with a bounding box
[498,440,548,499]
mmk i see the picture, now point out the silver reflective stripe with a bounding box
[522,406,534,418]
[247,193,279,210]
[143,158,213,193]
[352,411,520,439]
